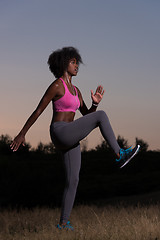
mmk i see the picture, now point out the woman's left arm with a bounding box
[77,85,105,116]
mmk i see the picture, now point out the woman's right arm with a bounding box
[10,81,58,151]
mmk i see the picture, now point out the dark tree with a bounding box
[0,134,12,154]
[35,142,56,154]
[95,139,110,152]
[135,137,149,152]
[117,135,129,149]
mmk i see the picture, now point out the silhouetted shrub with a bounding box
[0,134,12,155]
[117,135,129,149]
[135,137,149,152]
[34,142,56,154]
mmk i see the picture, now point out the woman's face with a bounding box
[67,58,79,76]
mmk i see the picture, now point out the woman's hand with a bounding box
[91,85,105,104]
[10,133,26,152]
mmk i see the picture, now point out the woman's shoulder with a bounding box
[48,78,63,89]
[46,78,65,99]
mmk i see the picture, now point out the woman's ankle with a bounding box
[60,221,67,226]
[116,152,120,159]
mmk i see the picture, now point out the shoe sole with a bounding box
[120,145,140,169]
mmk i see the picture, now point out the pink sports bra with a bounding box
[53,78,80,113]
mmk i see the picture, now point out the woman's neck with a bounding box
[62,73,72,84]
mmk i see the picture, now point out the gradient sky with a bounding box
[0,0,160,150]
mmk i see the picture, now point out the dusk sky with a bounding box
[0,0,160,150]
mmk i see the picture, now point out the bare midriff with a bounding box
[53,112,75,122]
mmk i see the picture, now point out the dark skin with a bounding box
[10,58,113,155]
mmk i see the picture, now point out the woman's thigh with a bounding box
[50,111,105,148]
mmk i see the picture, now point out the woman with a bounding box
[10,47,140,230]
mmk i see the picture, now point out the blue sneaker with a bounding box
[57,221,74,231]
[116,145,140,168]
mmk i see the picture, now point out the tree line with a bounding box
[0,134,150,156]
[0,134,160,208]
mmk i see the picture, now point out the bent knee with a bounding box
[96,110,108,120]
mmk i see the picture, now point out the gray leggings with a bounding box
[50,110,120,223]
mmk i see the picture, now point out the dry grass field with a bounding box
[0,192,160,240]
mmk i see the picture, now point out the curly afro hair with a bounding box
[47,46,83,78]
